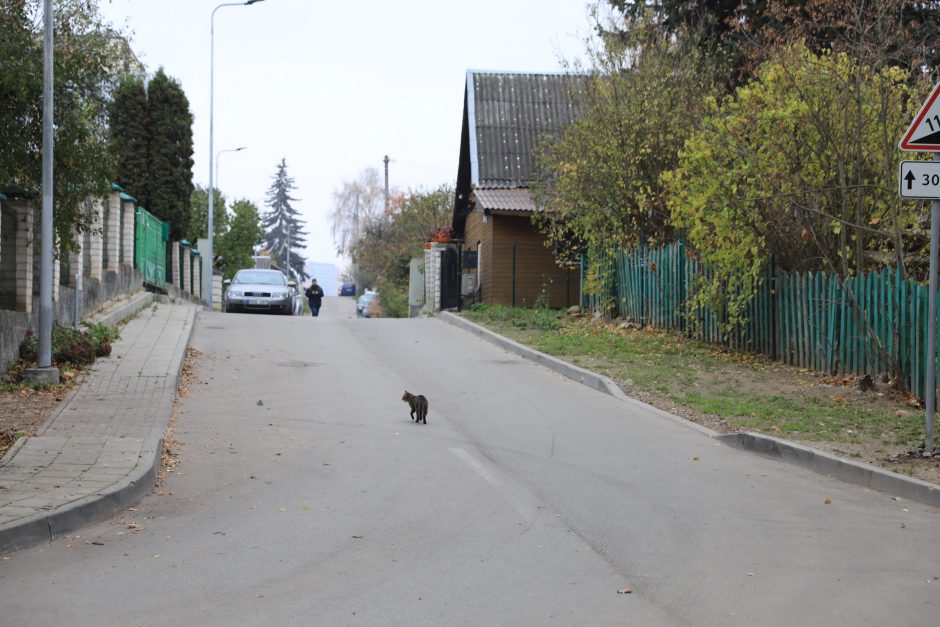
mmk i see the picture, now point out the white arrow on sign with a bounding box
[899,160,940,198]
[900,83,940,151]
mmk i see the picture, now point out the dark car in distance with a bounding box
[339,282,356,296]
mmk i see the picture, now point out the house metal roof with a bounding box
[467,71,585,188]
[474,188,536,213]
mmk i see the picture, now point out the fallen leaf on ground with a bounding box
[617,587,633,594]
[351,535,363,539]
[692,456,700,461]
[824,498,832,504]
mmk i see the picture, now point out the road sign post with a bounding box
[899,85,940,456]
[928,156,939,456]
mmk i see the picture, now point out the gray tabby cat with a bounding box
[402,391,428,424]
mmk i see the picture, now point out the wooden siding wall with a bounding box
[464,210,493,302]
[486,214,578,308]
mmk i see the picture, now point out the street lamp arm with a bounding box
[206,0,265,309]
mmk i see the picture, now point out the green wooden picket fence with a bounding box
[584,243,938,399]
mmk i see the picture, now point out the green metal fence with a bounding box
[134,206,167,288]
[587,243,938,399]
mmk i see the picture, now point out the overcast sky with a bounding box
[97,0,595,272]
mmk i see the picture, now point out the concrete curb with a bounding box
[0,297,196,553]
[0,440,164,552]
[87,290,155,327]
[716,433,940,508]
[438,311,940,509]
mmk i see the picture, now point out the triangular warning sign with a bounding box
[900,83,940,151]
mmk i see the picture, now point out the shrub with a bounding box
[17,323,120,369]
[378,284,409,318]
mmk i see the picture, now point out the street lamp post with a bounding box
[28,0,58,384]
[207,0,265,310]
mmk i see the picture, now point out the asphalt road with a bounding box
[2,295,939,626]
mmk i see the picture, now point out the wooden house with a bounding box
[451,70,584,309]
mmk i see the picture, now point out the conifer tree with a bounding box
[109,76,150,207]
[261,159,308,281]
[147,68,194,240]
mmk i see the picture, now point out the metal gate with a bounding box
[441,246,459,310]
[134,207,167,288]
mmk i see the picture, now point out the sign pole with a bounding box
[927,154,939,456]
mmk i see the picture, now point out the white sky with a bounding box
[98,0,594,271]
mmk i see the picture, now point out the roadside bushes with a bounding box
[15,322,120,373]
[377,283,409,318]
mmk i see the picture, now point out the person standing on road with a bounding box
[305,278,325,317]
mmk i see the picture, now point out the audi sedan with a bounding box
[223,269,296,315]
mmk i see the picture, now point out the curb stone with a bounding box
[438,311,940,510]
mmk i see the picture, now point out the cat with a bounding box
[402,391,428,424]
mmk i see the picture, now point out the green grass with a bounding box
[461,306,922,448]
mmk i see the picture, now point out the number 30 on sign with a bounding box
[899,160,940,199]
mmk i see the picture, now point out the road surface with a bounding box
[2,296,939,625]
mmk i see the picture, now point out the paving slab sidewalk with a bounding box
[0,296,197,554]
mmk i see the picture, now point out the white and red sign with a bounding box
[900,83,940,152]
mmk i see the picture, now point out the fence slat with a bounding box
[582,243,940,399]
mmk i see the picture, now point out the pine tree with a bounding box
[261,159,308,281]
[109,76,150,207]
[147,68,194,241]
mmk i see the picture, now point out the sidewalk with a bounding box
[0,296,197,553]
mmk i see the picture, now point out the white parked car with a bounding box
[223,269,297,315]
[356,290,379,318]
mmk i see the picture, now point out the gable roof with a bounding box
[453,70,585,232]
[465,70,585,188]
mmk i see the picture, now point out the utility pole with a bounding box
[285,217,291,281]
[27,0,59,384]
[384,154,390,211]
[354,190,360,243]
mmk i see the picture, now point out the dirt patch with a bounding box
[0,379,77,458]
[159,347,203,485]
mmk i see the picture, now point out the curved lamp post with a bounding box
[207,0,265,309]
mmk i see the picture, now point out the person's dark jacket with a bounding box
[305,283,324,307]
